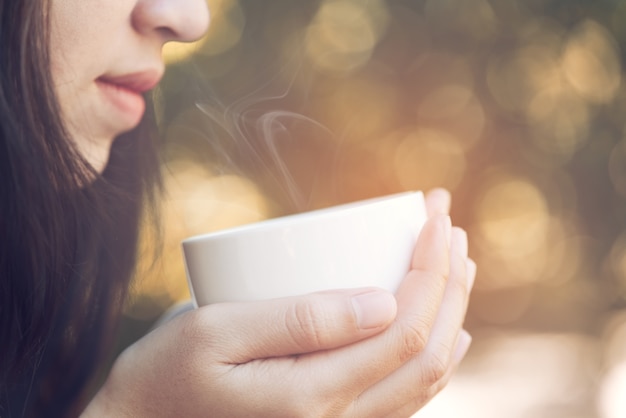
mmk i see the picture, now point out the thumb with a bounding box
[199,288,397,363]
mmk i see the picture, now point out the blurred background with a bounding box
[119,0,626,416]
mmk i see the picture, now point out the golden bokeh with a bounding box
[312,76,399,143]
[423,0,497,43]
[417,84,486,150]
[528,87,591,160]
[305,0,389,75]
[474,174,551,287]
[393,128,466,192]
[487,44,562,116]
[121,2,626,416]
[562,20,622,104]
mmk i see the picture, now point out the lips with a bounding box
[98,70,162,93]
[95,69,162,127]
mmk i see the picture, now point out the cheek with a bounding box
[49,17,104,121]
[50,22,85,88]
[49,4,109,83]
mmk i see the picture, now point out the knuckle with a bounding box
[177,306,222,355]
[178,308,210,342]
[151,309,216,380]
[419,350,449,387]
[396,318,430,361]
[285,299,329,351]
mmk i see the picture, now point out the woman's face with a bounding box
[50,0,210,171]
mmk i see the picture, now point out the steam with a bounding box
[194,60,335,212]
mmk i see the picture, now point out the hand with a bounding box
[83,189,475,417]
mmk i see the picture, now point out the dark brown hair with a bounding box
[0,1,161,416]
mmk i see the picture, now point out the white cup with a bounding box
[182,191,427,306]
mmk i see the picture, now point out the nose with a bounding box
[132,0,210,43]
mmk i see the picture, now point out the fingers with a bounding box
[346,226,471,416]
[182,189,452,367]
[386,331,472,418]
[299,215,453,397]
[412,227,471,380]
[425,188,451,217]
[411,214,451,272]
[381,259,476,418]
[193,287,397,364]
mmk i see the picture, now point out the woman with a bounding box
[0,0,475,417]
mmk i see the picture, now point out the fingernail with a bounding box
[466,259,477,290]
[351,291,397,330]
[428,188,451,215]
[453,330,472,363]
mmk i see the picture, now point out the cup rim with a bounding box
[182,190,423,244]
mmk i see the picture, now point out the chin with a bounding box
[72,134,114,175]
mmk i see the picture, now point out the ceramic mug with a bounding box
[182,191,427,306]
